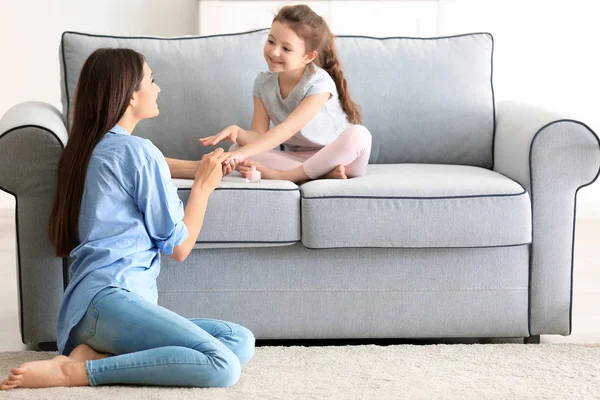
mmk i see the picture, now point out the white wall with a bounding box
[0,0,199,208]
[199,0,441,37]
[0,0,199,119]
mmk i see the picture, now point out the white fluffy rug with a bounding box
[1,344,599,399]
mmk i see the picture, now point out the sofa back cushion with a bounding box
[61,30,494,167]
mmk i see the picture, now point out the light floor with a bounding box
[1,205,599,351]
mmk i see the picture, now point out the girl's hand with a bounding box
[223,150,247,166]
[222,158,237,177]
[199,125,239,146]
[238,160,256,176]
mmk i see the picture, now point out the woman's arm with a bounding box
[169,180,211,262]
[165,157,235,179]
[170,149,228,262]
[165,158,200,179]
[230,93,330,161]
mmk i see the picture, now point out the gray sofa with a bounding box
[1,29,599,348]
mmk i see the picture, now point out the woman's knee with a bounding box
[233,325,256,366]
[210,348,242,388]
[212,321,255,366]
[189,341,241,387]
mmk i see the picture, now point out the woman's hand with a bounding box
[199,125,239,146]
[193,148,229,192]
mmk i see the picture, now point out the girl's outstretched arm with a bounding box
[239,96,271,144]
[200,96,270,147]
[226,92,330,163]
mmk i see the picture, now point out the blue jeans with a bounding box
[68,286,255,387]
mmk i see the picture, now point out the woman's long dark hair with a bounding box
[48,48,145,257]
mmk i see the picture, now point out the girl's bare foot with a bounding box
[0,355,88,390]
[69,343,107,362]
[239,160,283,180]
[321,164,347,180]
[238,160,347,182]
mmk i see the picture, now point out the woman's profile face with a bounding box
[132,62,161,119]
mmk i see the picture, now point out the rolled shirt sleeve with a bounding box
[133,149,189,255]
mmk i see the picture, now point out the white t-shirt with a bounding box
[253,63,352,152]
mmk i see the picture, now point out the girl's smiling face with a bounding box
[264,21,316,72]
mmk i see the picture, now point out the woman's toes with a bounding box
[0,383,19,390]
[7,376,20,382]
[10,368,26,375]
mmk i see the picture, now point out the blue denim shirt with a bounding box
[56,124,189,355]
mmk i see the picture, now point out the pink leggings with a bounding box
[230,125,372,179]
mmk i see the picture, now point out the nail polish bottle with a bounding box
[245,165,261,183]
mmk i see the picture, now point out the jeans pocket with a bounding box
[69,302,100,345]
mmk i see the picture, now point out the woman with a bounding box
[0,48,254,390]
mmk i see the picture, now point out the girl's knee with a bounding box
[344,125,372,143]
[338,125,372,152]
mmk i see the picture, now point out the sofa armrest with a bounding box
[494,100,600,335]
[0,101,68,346]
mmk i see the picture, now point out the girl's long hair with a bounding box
[274,5,361,124]
[48,48,145,257]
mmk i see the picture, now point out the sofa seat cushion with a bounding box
[300,164,531,248]
[174,173,300,248]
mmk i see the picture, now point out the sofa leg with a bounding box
[524,335,541,344]
[37,342,58,351]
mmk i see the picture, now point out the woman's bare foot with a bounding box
[320,164,347,180]
[0,355,88,390]
[68,343,107,362]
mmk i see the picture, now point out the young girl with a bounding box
[0,48,253,390]
[200,4,372,183]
